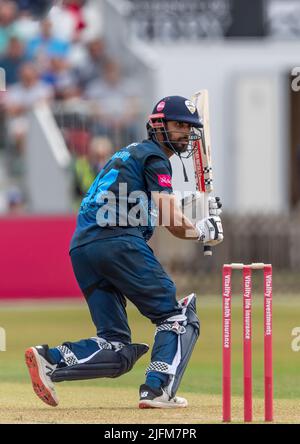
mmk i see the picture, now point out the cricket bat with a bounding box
[191,90,214,256]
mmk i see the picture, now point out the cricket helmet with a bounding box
[147,96,203,165]
[149,95,202,128]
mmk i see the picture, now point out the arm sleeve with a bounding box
[144,156,173,194]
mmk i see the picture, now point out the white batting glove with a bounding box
[208,196,222,217]
[195,216,224,246]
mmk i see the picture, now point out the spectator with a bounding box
[85,60,140,146]
[4,62,53,153]
[14,8,39,42]
[0,36,27,86]
[89,136,113,171]
[0,0,18,55]
[63,0,87,39]
[52,0,104,43]
[49,2,78,43]
[74,135,113,201]
[15,0,54,19]
[80,0,104,43]
[74,37,109,87]
[7,185,26,214]
[42,55,79,101]
[26,18,70,71]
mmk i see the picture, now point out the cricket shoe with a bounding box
[25,345,59,407]
[138,384,188,409]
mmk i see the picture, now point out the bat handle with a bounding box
[203,193,213,257]
[204,245,212,256]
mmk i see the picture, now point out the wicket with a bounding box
[222,263,273,422]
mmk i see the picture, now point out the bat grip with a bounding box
[203,193,213,257]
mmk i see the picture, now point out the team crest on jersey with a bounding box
[185,100,196,114]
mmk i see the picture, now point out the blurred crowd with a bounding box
[0,0,141,213]
[129,0,232,41]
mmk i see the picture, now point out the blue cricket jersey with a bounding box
[70,140,174,251]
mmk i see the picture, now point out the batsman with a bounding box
[25,96,223,408]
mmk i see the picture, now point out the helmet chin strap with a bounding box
[180,156,189,183]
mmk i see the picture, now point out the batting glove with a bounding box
[195,216,224,246]
[208,196,222,217]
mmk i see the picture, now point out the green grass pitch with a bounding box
[0,295,299,423]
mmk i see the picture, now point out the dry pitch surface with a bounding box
[0,384,299,424]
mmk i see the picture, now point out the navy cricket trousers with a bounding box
[70,234,182,345]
